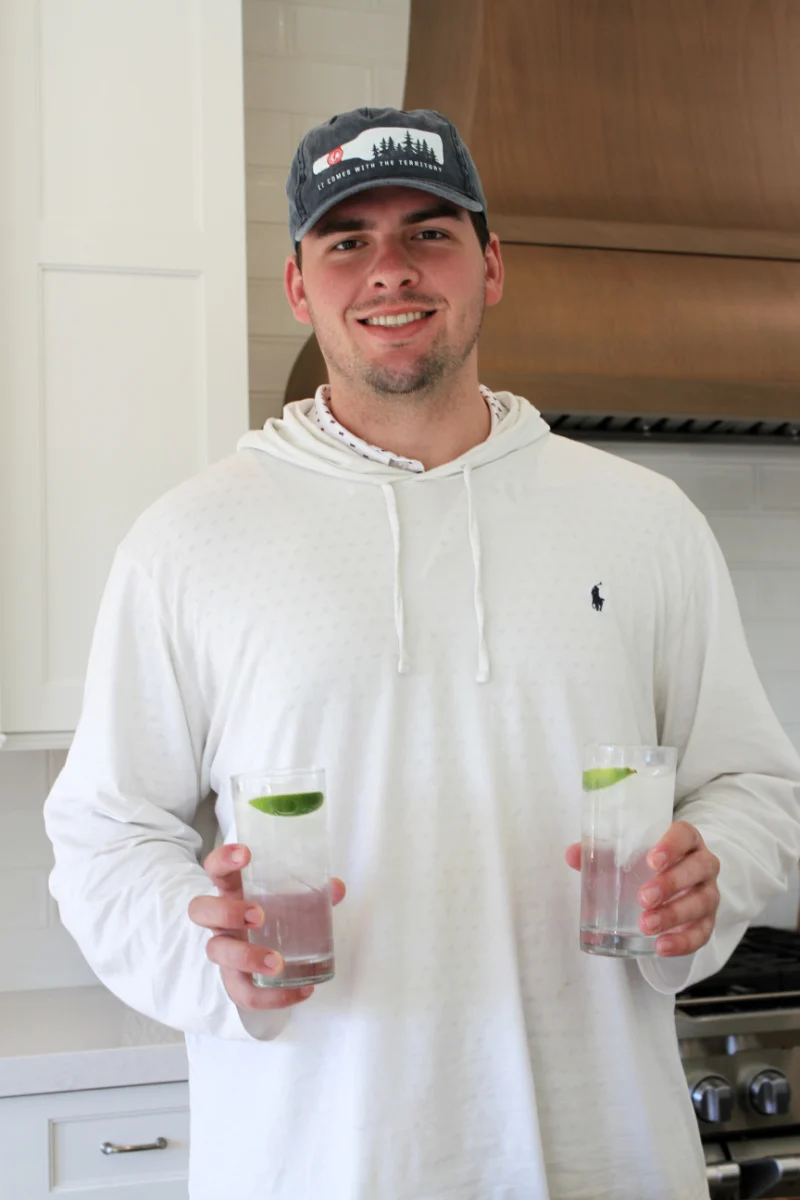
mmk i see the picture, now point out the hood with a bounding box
[239,390,549,481]
[239,392,549,684]
[379,0,800,445]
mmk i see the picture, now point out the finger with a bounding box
[223,970,316,1010]
[640,882,720,936]
[639,847,719,909]
[206,931,285,977]
[202,844,251,896]
[564,844,581,871]
[188,894,265,932]
[331,878,347,906]
[646,821,702,872]
[655,914,716,958]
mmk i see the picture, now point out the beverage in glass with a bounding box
[231,766,335,988]
[579,744,677,956]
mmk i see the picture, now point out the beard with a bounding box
[309,282,486,400]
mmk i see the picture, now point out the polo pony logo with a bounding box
[591,583,605,612]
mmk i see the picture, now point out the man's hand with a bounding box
[565,820,721,957]
[188,843,346,1009]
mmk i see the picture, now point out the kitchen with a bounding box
[1,1,800,1197]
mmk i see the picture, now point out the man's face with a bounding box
[284,186,503,398]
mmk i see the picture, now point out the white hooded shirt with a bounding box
[44,392,800,1199]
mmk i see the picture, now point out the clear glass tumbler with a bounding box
[231,766,335,988]
[579,744,677,957]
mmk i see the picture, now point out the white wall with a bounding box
[1,0,798,991]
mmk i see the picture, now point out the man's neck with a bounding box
[325,374,491,470]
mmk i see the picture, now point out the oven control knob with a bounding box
[749,1069,791,1116]
[691,1075,735,1124]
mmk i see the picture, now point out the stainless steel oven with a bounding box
[676,928,800,1199]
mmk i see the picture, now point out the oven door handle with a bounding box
[706,1159,740,1198]
[740,1154,800,1199]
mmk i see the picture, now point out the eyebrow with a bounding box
[311,202,465,240]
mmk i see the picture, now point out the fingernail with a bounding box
[299,986,314,998]
[263,951,283,973]
[231,848,245,865]
[642,912,661,932]
[649,851,667,870]
[657,937,676,956]
[640,886,660,907]
[245,906,263,926]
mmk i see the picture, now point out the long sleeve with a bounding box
[43,546,255,1040]
[639,499,800,994]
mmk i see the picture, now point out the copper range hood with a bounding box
[285,0,800,443]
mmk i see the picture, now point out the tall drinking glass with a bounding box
[231,766,335,988]
[579,744,677,957]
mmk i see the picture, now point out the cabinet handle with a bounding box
[100,1136,168,1155]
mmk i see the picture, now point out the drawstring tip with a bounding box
[397,656,410,675]
[476,667,490,684]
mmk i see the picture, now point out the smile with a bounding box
[358,310,436,327]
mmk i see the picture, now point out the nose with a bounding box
[368,240,420,292]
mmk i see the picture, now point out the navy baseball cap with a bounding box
[286,106,487,245]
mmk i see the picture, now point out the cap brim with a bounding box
[293,178,485,244]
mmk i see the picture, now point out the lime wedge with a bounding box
[248,791,324,817]
[582,767,637,791]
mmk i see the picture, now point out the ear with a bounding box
[484,233,504,308]
[284,253,313,326]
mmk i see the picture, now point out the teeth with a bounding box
[364,311,429,327]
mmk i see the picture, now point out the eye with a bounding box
[332,238,363,252]
[415,229,447,240]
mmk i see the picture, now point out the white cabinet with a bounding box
[0,0,250,743]
[0,1082,189,1198]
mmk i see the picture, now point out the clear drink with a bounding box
[246,886,334,987]
[231,766,335,988]
[579,745,677,957]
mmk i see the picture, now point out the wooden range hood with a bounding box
[286,0,800,441]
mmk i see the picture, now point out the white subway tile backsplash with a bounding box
[759,464,800,511]
[246,110,295,167]
[287,0,374,9]
[762,676,800,724]
[247,221,294,279]
[243,1,287,56]
[246,167,292,223]
[0,753,48,811]
[729,570,759,620]
[0,810,54,868]
[704,515,800,567]
[290,112,333,143]
[757,570,800,619]
[0,926,98,992]
[0,870,49,933]
[290,7,408,61]
[244,56,371,114]
[371,66,406,107]
[249,335,311,391]
[743,623,800,672]
[250,391,287,428]
[249,279,307,337]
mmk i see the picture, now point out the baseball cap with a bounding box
[286,106,487,245]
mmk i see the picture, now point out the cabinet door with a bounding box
[0,1081,189,1198]
[0,0,249,738]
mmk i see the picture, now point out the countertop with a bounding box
[0,985,188,1098]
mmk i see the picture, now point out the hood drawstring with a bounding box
[463,465,490,683]
[381,473,491,684]
[381,484,409,675]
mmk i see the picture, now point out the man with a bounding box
[44,107,800,1199]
